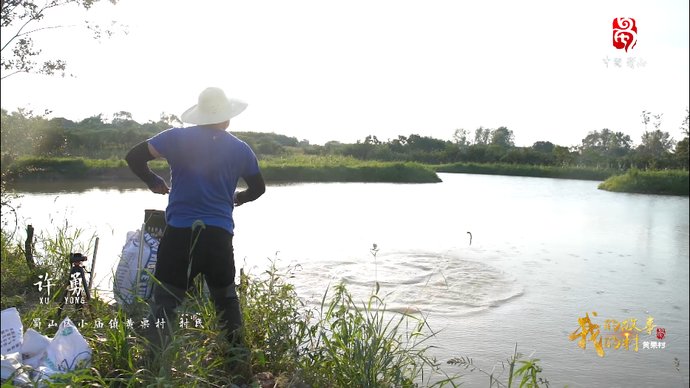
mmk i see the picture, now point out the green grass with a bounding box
[1,219,96,311]
[598,169,689,196]
[301,282,441,386]
[240,261,457,386]
[435,162,617,181]
[261,155,441,183]
[2,156,168,181]
[1,230,44,310]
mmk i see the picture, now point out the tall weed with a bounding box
[447,343,550,387]
[299,283,447,387]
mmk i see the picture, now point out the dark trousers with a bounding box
[150,224,242,340]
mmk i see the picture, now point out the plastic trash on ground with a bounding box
[0,307,92,385]
[22,329,50,368]
[1,307,23,354]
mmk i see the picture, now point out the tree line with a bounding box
[1,108,688,171]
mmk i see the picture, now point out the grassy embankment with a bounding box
[0,155,621,183]
[598,169,689,196]
[5,156,689,195]
[0,223,550,387]
[438,163,689,196]
[260,155,441,183]
[2,155,441,184]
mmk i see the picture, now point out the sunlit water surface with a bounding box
[9,173,689,387]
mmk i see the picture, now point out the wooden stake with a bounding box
[24,225,35,270]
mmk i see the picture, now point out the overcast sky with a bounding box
[1,0,688,147]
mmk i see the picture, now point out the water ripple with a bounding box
[295,251,524,316]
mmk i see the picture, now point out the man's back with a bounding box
[148,126,260,233]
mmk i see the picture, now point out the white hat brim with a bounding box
[180,98,248,125]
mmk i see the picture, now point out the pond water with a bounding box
[7,173,689,387]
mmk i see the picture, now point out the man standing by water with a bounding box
[125,87,265,349]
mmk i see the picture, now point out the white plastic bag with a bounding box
[114,230,159,305]
[0,307,23,355]
[21,328,50,368]
[1,352,31,384]
[42,317,91,372]
[1,310,92,385]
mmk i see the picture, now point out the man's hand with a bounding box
[147,175,170,195]
[126,141,169,194]
[233,191,242,206]
[234,173,266,207]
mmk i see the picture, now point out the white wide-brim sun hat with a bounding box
[180,87,248,125]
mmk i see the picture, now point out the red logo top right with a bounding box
[613,18,637,52]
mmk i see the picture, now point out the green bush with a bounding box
[598,169,689,195]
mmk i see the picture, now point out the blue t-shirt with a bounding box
[148,126,260,234]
